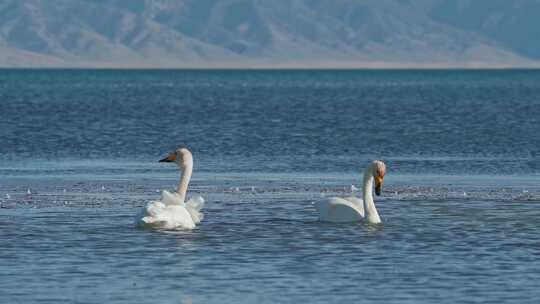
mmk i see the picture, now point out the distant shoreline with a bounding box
[2,64,540,70]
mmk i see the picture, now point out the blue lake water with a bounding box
[1,69,540,303]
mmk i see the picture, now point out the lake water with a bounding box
[1,69,540,303]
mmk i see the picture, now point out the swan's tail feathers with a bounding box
[143,201,164,216]
[187,196,205,210]
[136,201,166,227]
[186,196,205,223]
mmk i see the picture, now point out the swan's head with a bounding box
[159,147,193,168]
[372,160,386,196]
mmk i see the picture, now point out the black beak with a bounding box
[375,185,381,196]
[159,157,173,163]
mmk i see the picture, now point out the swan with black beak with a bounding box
[136,147,204,229]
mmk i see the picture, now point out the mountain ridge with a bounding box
[1,0,539,68]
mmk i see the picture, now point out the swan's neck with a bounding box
[177,163,192,203]
[363,167,381,224]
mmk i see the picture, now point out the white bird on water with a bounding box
[315,160,386,224]
[136,147,204,230]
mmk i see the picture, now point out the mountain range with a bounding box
[1,0,539,68]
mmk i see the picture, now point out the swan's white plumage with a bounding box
[315,160,385,224]
[136,147,205,230]
[137,190,204,229]
[315,197,364,222]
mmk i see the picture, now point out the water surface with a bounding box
[1,70,540,303]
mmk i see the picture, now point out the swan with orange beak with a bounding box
[315,160,386,224]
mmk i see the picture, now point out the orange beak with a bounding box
[374,176,384,196]
[159,152,176,163]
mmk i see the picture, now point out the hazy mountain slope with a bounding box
[428,0,540,59]
[0,0,537,67]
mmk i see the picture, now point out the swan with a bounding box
[315,160,386,224]
[136,147,204,229]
